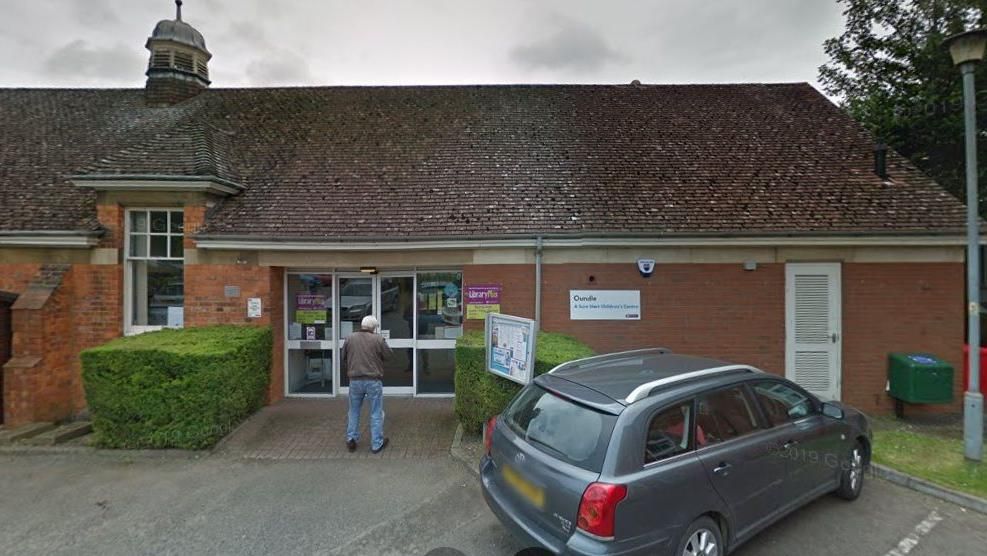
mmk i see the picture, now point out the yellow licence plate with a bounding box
[502,464,545,509]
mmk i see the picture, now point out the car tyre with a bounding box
[835,441,865,501]
[676,516,723,556]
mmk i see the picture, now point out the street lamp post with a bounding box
[944,28,987,462]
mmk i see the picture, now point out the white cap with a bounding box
[361,315,379,332]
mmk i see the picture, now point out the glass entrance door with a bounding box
[337,274,415,394]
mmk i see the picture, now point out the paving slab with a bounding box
[23,422,93,446]
[216,397,457,460]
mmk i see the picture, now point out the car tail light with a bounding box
[577,482,627,539]
[484,416,497,456]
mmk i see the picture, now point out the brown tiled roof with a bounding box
[0,83,968,239]
[75,118,242,186]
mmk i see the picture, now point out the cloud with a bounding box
[42,39,144,82]
[245,50,313,85]
[510,19,627,73]
[72,0,120,27]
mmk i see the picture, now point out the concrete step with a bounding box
[0,422,56,445]
[22,422,93,446]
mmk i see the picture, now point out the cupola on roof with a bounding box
[150,1,209,54]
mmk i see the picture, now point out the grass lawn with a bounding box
[872,426,987,499]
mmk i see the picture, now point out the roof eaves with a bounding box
[71,174,245,196]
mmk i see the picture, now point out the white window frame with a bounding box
[123,207,185,336]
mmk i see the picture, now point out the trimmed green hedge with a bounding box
[454,330,594,434]
[81,325,272,449]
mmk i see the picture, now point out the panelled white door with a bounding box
[785,263,842,401]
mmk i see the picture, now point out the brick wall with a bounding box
[464,261,963,415]
[0,263,42,294]
[462,264,536,332]
[183,264,284,402]
[843,263,964,413]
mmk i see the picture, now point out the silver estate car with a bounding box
[480,349,872,556]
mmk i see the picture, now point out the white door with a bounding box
[785,263,842,401]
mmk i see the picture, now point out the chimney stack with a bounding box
[874,142,889,180]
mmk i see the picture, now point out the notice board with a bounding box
[485,313,536,385]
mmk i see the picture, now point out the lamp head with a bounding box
[944,28,987,66]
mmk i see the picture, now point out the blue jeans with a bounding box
[347,379,384,450]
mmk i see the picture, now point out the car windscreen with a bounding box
[502,384,617,472]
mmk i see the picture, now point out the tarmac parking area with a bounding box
[0,450,984,556]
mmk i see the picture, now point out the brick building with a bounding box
[0,5,971,426]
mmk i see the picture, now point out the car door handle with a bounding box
[782,440,799,450]
[712,462,732,476]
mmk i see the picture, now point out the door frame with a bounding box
[784,262,842,401]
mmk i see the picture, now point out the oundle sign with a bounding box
[569,290,642,320]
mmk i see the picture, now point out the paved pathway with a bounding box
[216,398,457,460]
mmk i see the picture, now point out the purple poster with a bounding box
[466,284,501,304]
[296,293,327,309]
[466,284,502,319]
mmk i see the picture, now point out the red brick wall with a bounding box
[463,264,536,332]
[96,204,124,249]
[843,263,964,413]
[540,263,787,375]
[0,263,42,294]
[183,264,284,402]
[464,261,964,415]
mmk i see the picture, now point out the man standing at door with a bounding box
[342,315,392,453]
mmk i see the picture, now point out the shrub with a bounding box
[81,325,272,449]
[454,330,594,434]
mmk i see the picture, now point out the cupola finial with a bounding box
[176,0,183,21]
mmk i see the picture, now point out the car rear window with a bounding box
[503,385,616,472]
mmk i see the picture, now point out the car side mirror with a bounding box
[821,402,844,420]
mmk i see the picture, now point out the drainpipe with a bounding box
[535,236,543,332]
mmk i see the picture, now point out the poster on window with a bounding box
[465,284,502,320]
[485,313,536,385]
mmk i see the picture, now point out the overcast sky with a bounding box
[0,0,845,90]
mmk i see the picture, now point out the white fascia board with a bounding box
[0,234,99,248]
[72,179,241,196]
[193,235,979,251]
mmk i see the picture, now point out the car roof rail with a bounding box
[547,347,672,374]
[623,364,763,403]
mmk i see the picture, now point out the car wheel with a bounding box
[835,441,865,501]
[676,516,723,556]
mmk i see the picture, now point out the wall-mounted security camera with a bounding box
[637,258,656,278]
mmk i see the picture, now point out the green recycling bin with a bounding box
[887,352,954,404]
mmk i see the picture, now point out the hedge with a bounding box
[454,330,594,434]
[81,325,272,449]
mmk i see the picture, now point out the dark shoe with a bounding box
[346,439,357,452]
[371,438,389,454]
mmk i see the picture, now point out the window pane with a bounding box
[131,260,183,327]
[503,385,617,472]
[338,277,371,340]
[150,211,168,233]
[287,274,333,341]
[170,210,184,233]
[150,235,168,258]
[130,211,148,233]
[416,272,463,339]
[381,277,414,340]
[417,349,455,394]
[287,349,333,394]
[645,402,693,464]
[129,234,147,257]
[751,382,814,427]
[696,387,761,447]
[170,236,184,259]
